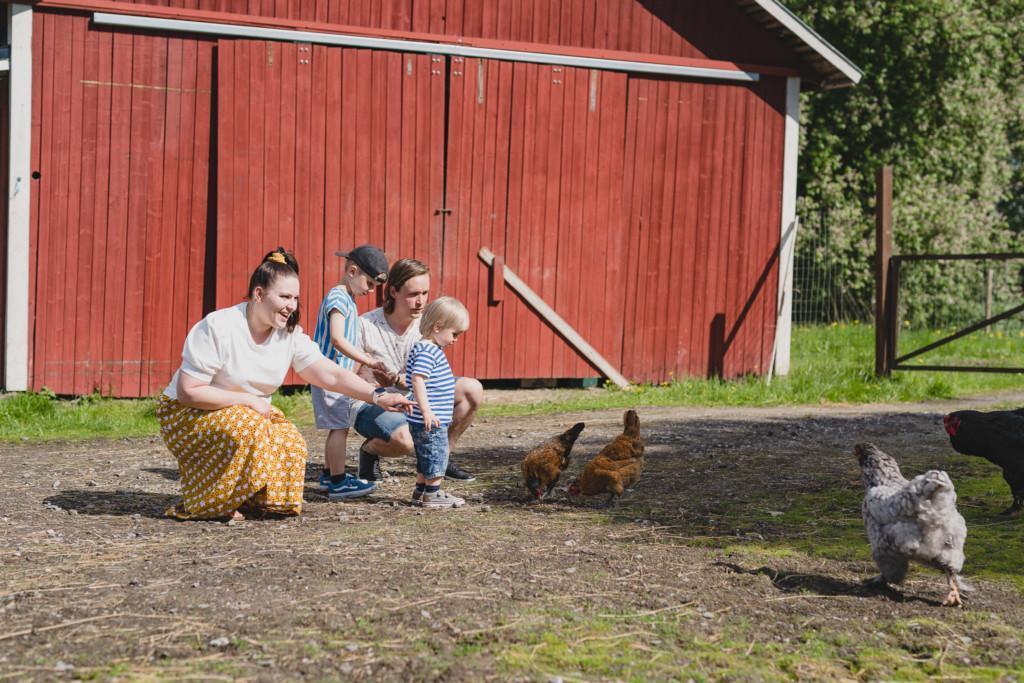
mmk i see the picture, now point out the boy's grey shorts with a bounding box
[311,386,354,430]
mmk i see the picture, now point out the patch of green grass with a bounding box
[76,662,131,681]
[0,387,319,443]
[485,607,1020,681]
[0,390,158,442]
[4,323,1024,441]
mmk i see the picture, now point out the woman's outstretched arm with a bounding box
[299,358,413,412]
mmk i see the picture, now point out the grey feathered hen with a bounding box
[854,443,968,607]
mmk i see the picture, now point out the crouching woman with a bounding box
[157,248,411,521]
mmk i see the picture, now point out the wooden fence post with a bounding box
[875,166,893,377]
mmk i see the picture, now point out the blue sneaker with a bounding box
[318,470,331,492]
[326,473,377,500]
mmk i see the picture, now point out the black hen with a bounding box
[944,409,1024,517]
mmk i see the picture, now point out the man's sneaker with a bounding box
[320,470,369,492]
[326,473,377,500]
[358,446,383,481]
[417,489,465,509]
[445,460,476,481]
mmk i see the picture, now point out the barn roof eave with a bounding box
[735,0,863,89]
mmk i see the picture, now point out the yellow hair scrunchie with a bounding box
[267,252,287,265]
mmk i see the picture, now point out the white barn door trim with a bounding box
[5,4,32,391]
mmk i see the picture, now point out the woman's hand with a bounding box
[243,394,272,416]
[377,392,414,414]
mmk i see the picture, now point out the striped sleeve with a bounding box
[408,344,439,379]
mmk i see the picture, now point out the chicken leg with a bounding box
[997,500,1021,518]
[942,573,963,608]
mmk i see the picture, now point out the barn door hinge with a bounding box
[434,207,453,216]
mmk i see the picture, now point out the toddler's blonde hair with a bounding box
[419,296,470,336]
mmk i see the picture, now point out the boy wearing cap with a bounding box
[313,245,391,500]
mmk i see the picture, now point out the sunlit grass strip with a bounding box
[3,323,1024,441]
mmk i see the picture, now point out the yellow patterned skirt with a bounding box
[156,395,308,520]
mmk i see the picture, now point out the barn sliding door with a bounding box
[216,39,446,331]
[442,59,630,380]
[218,42,630,382]
[29,13,215,397]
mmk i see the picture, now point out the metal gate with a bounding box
[874,167,1024,375]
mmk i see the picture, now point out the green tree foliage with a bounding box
[787,0,1024,325]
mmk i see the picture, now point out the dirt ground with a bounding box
[3,394,1024,681]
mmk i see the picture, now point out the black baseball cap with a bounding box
[335,245,389,283]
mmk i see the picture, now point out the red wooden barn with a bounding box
[1,0,861,396]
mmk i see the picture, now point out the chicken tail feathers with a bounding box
[622,410,640,438]
[563,422,586,445]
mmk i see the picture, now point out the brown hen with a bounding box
[521,422,586,500]
[569,410,645,507]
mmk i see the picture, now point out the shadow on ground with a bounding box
[714,561,944,606]
[44,490,178,518]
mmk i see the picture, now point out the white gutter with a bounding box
[770,76,801,378]
[749,0,862,85]
[93,12,761,83]
[5,4,31,391]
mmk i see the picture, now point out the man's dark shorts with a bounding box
[353,404,409,442]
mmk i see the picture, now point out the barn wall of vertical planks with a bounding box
[14,1,858,394]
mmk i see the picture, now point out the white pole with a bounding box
[772,76,801,377]
[5,4,31,391]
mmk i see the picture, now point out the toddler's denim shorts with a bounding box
[408,421,449,478]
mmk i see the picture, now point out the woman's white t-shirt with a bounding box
[164,303,323,401]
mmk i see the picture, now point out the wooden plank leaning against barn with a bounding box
[477,247,630,390]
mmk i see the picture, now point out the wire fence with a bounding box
[792,208,1024,335]
[792,208,873,324]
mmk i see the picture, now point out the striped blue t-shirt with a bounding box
[405,341,456,426]
[313,286,359,370]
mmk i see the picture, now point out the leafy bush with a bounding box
[788,1,1024,324]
